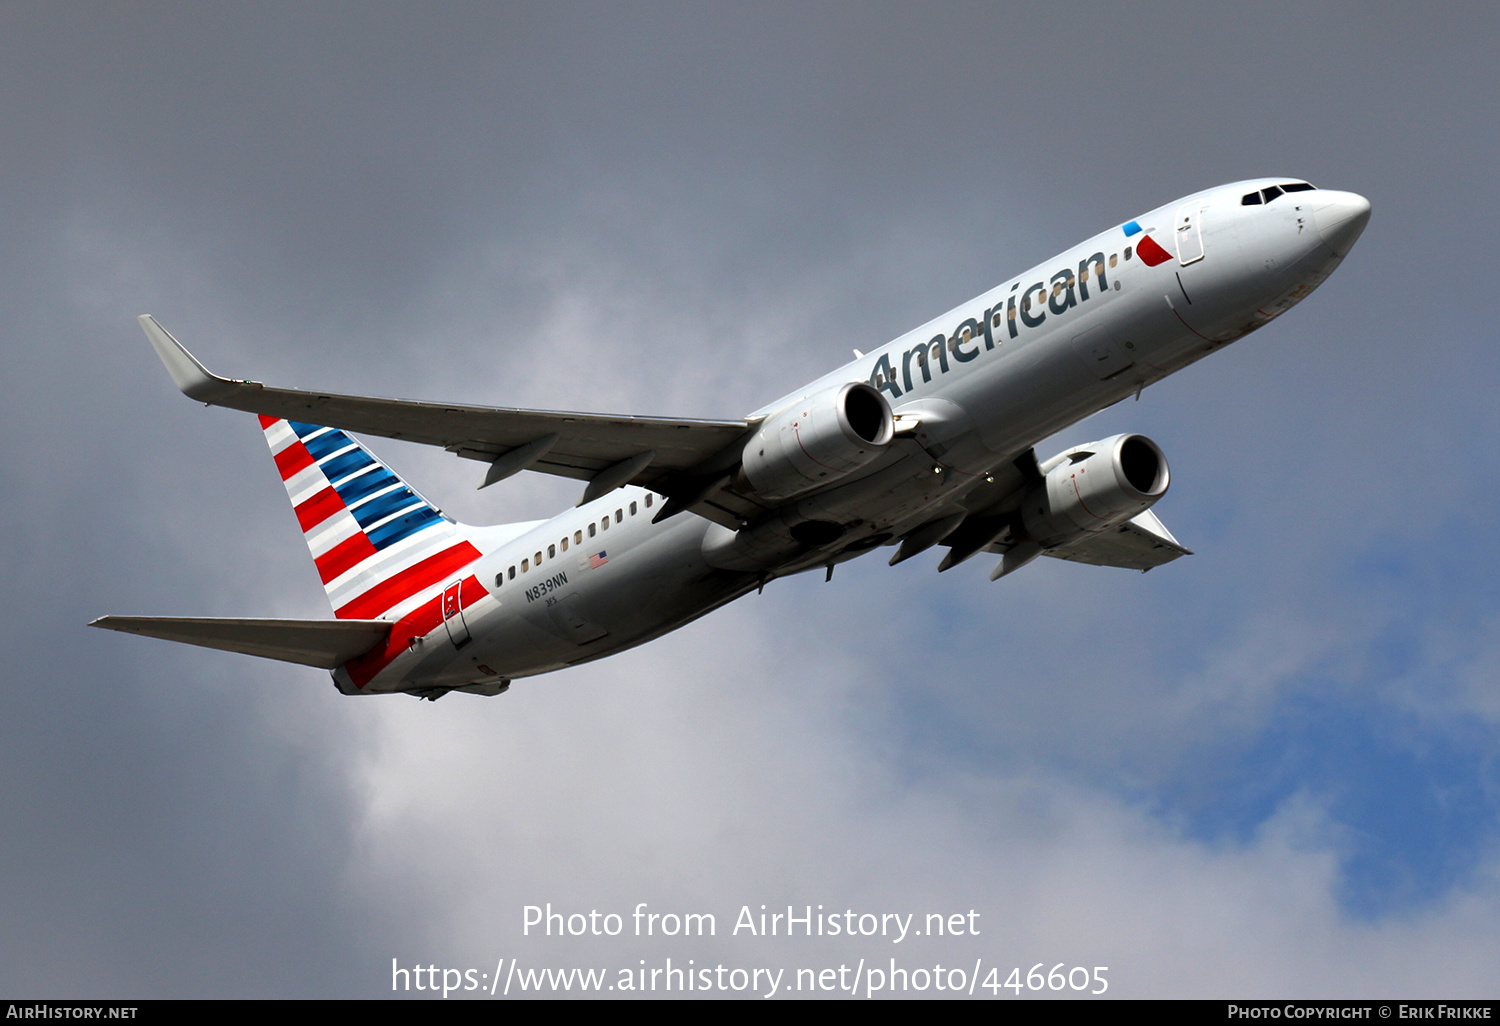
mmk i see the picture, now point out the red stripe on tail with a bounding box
[274,440,315,480]
[334,541,482,620]
[295,487,345,531]
[315,532,380,583]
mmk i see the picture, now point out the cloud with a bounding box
[341,620,1500,997]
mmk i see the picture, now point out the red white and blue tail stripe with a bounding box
[260,414,483,615]
[260,416,494,689]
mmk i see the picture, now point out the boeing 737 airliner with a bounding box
[94,179,1371,699]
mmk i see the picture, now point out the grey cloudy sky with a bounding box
[4,1,1499,998]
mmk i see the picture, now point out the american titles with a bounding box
[868,245,1129,400]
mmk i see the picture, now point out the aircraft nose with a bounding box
[1310,190,1371,257]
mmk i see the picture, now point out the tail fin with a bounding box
[259,416,483,621]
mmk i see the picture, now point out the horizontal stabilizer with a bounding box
[89,616,391,669]
[1043,509,1192,571]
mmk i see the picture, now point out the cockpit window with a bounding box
[1244,182,1316,206]
[1254,182,1314,207]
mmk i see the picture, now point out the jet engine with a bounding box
[741,382,895,502]
[1021,433,1170,547]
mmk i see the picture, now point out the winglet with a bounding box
[137,315,246,402]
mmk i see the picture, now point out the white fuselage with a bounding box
[338,179,1368,693]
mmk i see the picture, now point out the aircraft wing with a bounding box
[1041,509,1192,571]
[139,316,755,516]
[90,616,391,669]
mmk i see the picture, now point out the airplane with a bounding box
[93,179,1371,700]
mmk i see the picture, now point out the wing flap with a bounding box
[1042,509,1192,571]
[139,316,753,488]
[90,616,391,669]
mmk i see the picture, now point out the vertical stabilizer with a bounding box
[258,416,483,622]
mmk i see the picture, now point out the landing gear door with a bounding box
[1176,204,1206,265]
[442,579,472,648]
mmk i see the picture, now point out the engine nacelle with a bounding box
[1021,433,1170,547]
[741,382,895,502]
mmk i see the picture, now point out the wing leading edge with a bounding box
[138,316,755,513]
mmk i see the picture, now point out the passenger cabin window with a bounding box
[535,551,542,565]
[1109,253,1118,268]
[601,518,609,531]
[615,509,623,523]
[548,544,555,558]
[508,566,515,580]
[630,501,637,516]
[588,523,596,537]
[575,530,583,544]
[495,573,503,587]
[561,537,569,552]
[521,558,529,572]
[1124,246,1133,261]
[645,494,653,508]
